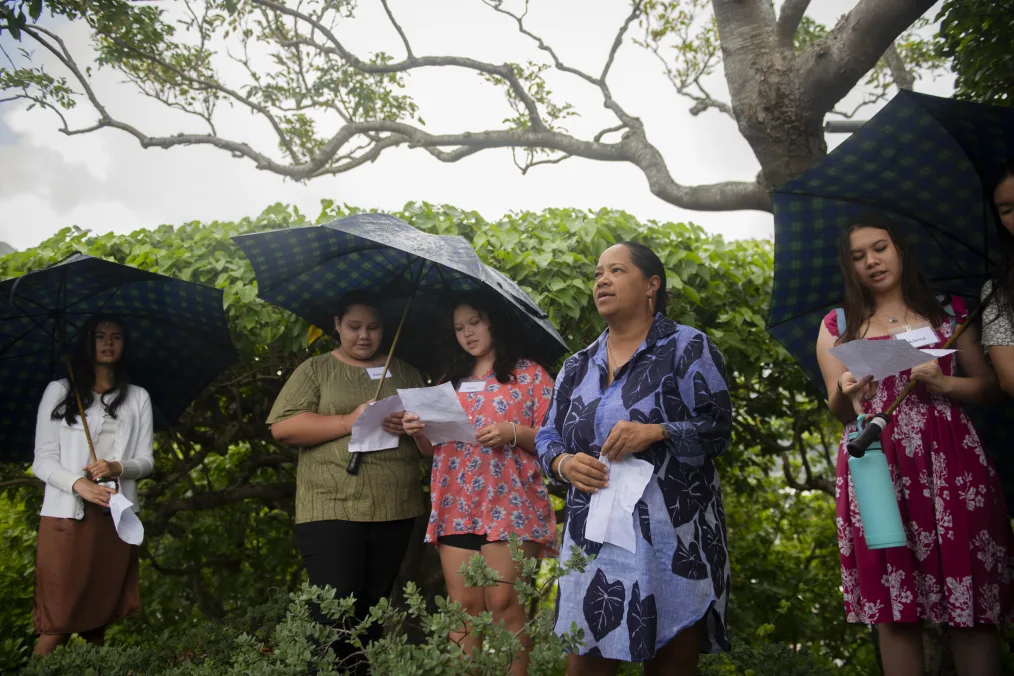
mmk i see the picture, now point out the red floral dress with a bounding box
[826,299,1014,626]
[425,359,558,556]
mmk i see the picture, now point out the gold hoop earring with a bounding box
[648,296,654,314]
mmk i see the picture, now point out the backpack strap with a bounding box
[835,308,846,337]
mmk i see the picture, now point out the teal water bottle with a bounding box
[847,414,907,549]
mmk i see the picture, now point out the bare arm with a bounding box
[990,346,1014,398]
[816,322,874,424]
[271,404,367,447]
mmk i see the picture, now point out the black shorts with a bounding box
[437,533,488,551]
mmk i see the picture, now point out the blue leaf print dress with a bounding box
[535,314,732,661]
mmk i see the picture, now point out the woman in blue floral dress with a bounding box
[535,242,732,674]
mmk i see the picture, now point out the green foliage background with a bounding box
[1,201,874,673]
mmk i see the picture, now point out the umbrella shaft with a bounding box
[64,353,99,465]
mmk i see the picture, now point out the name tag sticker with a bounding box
[367,366,388,381]
[459,381,485,393]
[894,326,937,348]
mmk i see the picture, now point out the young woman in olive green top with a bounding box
[267,291,425,673]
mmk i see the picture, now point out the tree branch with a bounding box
[147,481,296,536]
[776,0,811,50]
[798,0,934,112]
[881,42,914,91]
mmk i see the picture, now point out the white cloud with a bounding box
[0,0,952,251]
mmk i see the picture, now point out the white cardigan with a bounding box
[33,380,154,519]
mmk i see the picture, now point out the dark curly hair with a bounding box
[441,292,522,385]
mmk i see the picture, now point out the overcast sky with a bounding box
[0,1,952,251]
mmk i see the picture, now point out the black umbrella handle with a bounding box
[846,413,890,458]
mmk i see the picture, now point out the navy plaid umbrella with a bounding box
[233,213,569,474]
[768,90,1014,510]
[0,253,238,463]
[232,213,568,372]
[769,89,1014,391]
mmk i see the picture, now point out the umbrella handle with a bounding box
[65,353,99,465]
[347,291,417,475]
[847,304,981,456]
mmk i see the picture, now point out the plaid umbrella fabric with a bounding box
[769,89,1014,391]
[232,213,570,374]
[0,254,237,462]
[768,89,1014,512]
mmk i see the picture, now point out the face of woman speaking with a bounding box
[453,304,494,360]
[93,321,125,366]
[593,244,655,320]
[995,175,1014,235]
[848,227,903,295]
[334,305,383,361]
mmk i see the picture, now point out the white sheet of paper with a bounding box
[109,493,144,545]
[397,382,476,445]
[585,456,654,553]
[348,395,404,453]
[829,340,957,381]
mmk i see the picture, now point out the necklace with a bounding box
[605,341,622,379]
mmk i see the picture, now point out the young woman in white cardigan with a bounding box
[31,315,154,656]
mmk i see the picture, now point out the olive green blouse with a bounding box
[267,353,426,524]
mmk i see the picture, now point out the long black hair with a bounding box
[985,159,1014,323]
[442,292,522,385]
[836,214,947,343]
[618,241,669,315]
[51,314,131,424]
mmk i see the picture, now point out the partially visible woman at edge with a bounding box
[536,242,733,676]
[401,292,557,676]
[32,315,154,656]
[815,215,1013,676]
[267,290,425,675]
[981,160,1014,397]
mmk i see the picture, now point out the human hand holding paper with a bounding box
[349,395,403,454]
[585,456,654,553]
[397,383,476,445]
[828,340,956,382]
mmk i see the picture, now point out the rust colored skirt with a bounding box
[33,502,141,635]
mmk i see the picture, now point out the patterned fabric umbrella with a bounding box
[0,253,238,462]
[769,89,1014,391]
[232,213,570,374]
[768,89,1014,511]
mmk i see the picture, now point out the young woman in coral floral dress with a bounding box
[403,293,556,675]
[815,215,1013,676]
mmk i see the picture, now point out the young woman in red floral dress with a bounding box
[403,293,557,675]
[815,216,1013,676]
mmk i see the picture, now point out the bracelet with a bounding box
[509,423,518,448]
[339,415,348,436]
[556,454,574,484]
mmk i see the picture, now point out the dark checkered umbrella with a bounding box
[233,213,569,474]
[769,89,1014,391]
[0,253,238,462]
[768,90,1014,511]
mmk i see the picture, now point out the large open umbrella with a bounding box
[233,213,569,474]
[767,89,1014,501]
[0,253,238,463]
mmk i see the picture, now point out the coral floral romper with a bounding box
[425,359,557,556]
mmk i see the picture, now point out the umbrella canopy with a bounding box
[0,254,238,462]
[769,89,1014,391]
[232,213,570,374]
